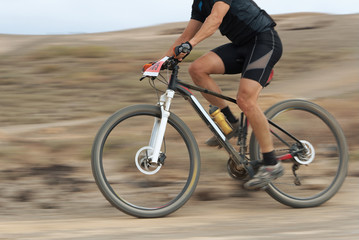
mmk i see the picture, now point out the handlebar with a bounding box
[161,57,180,71]
[140,56,180,82]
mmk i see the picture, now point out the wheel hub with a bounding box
[135,146,162,175]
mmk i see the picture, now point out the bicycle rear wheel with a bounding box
[249,99,348,208]
[91,105,200,218]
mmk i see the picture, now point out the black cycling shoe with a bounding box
[244,162,284,190]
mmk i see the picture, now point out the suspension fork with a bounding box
[148,89,175,164]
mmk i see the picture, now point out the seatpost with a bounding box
[168,65,179,90]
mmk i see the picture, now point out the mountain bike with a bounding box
[91,56,348,218]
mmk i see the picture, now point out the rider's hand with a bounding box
[173,42,192,61]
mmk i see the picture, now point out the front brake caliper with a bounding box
[158,153,166,165]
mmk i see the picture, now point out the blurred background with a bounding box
[0,0,358,239]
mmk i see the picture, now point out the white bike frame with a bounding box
[141,56,245,174]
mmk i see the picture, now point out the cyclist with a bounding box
[160,0,283,189]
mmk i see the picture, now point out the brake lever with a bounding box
[140,76,156,81]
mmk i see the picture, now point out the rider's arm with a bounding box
[164,19,203,57]
[189,1,230,47]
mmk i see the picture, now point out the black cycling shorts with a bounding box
[212,29,282,87]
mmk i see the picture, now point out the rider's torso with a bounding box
[191,0,276,45]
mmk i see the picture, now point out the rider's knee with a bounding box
[188,62,201,78]
[236,95,257,114]
[188,61,207,85]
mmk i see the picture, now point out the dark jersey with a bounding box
[191,0,276,45]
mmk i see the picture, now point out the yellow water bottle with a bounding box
[209,105,233,135]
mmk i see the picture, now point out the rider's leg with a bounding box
[238,78,283,189]
[188,51,227,108]
[236,78,274,156]
[189,51,237,123]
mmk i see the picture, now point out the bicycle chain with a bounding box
[243,148,289,156]
[275,148,291,153]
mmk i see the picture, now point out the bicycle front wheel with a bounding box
[91,105,200,218]
[249,99,348,208]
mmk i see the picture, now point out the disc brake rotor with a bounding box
[294,140,315,165]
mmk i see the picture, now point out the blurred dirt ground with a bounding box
[0,13,359,239]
